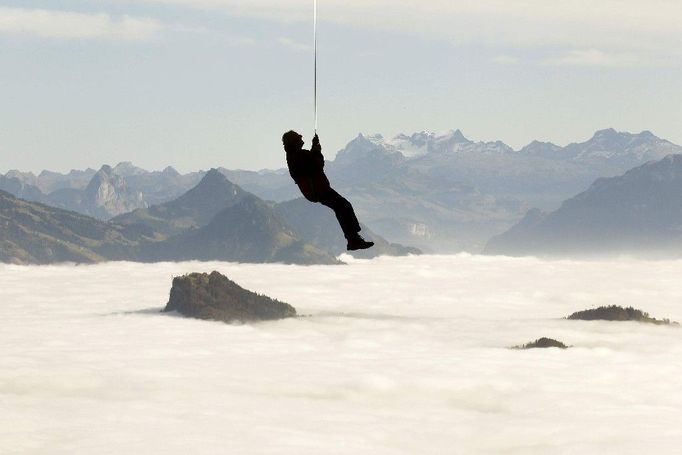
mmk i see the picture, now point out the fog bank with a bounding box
[1,255,681,454]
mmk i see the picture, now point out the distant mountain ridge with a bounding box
[146,195,340,264]
[358,128,678,164]
[3,128,678,253]
[338,129,681,200]
[0,184,338,265]
[1,164,204,220]
[484,154,682,257]
[320,129,681,251]
[1,166,417,264]
[112,169,247,237]
[42,165,147,220]
[0,190,151,264]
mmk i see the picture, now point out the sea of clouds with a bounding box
[1,255,682,454]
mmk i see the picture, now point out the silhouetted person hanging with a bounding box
[282,131,374,251]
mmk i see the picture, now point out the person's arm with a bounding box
[312,134,324,169]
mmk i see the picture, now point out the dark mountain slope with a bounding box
[273,198,421,258]
[145,195,339,264]
[112,169,247,237]
[0,175,45,202]
[0,190,152,264]
[485,154,682,257]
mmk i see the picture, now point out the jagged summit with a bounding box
[171,168,240,206]
[344,129,507,159]
[5,169,37,181]
[162,166,180,176]
[0,174,44,201]
[340,128,668,161]
[334,134,403,167]
[591,127,620,139]
[568,128,673,154]
[82,165,147,219]
[518,140,563,158]
[113,162,147,177]
[112,168,247,237]
[37,168,94,178]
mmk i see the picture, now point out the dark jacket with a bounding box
[286,142,324,180]
[286,142,330,202]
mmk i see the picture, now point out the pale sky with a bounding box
[1,0,681,173]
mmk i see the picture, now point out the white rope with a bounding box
[313,0,318,134]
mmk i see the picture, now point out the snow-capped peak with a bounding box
[380,129,472,157]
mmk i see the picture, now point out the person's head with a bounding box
[282,130,304,152]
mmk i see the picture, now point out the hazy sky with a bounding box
[1,0,681,173]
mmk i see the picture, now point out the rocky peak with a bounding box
[167,168,245,216]
[583,128,664,150]
[113,162,147,177]
[162,166,180,176]
[564,129,679,165]
[202,168,226,182]
[187,169,237,195]
[5,170,37,184]
[0,174,45,202]
[164,271,296,323]
[591,128,620,140]
[84,165,147,219]
[334,134,399,165]
[519,140,563,157]
[622,153,682,180]
[383,129,475,157]
[86,165,122,192]
[439,129,470,144]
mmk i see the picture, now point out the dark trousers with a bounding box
[318,188,361,239]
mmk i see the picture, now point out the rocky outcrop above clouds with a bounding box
[165,271,296,323]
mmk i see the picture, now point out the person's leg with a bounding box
[318,188,361,239]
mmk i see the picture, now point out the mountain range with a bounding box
[0,169,416,265]
[484,154,682,258]
[0,163,203,220]
[3,128,679,253]
[221,129,682,252]
[0,190,152,264]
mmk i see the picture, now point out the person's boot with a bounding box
[346,233,374,251]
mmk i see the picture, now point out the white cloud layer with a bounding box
[2,255,682,453]
[0,7,165,40]
[134,0,682,54]
[6,2,680,61]
[545,49,640,67]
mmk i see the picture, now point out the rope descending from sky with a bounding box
[313,0,318,133]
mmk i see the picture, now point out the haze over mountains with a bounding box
[0,169,415,265]
[485,154,682,258]
[2,128,680,255]
[232,128,681,251]
[0,163,203,220]
[0,190,154,264]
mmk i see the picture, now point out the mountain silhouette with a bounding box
[113,169,247,236]
[145,195,339,264]
[5,129,677,253]
[0,190,151,264]
[44,165,147,220]
[485,154,682,257]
